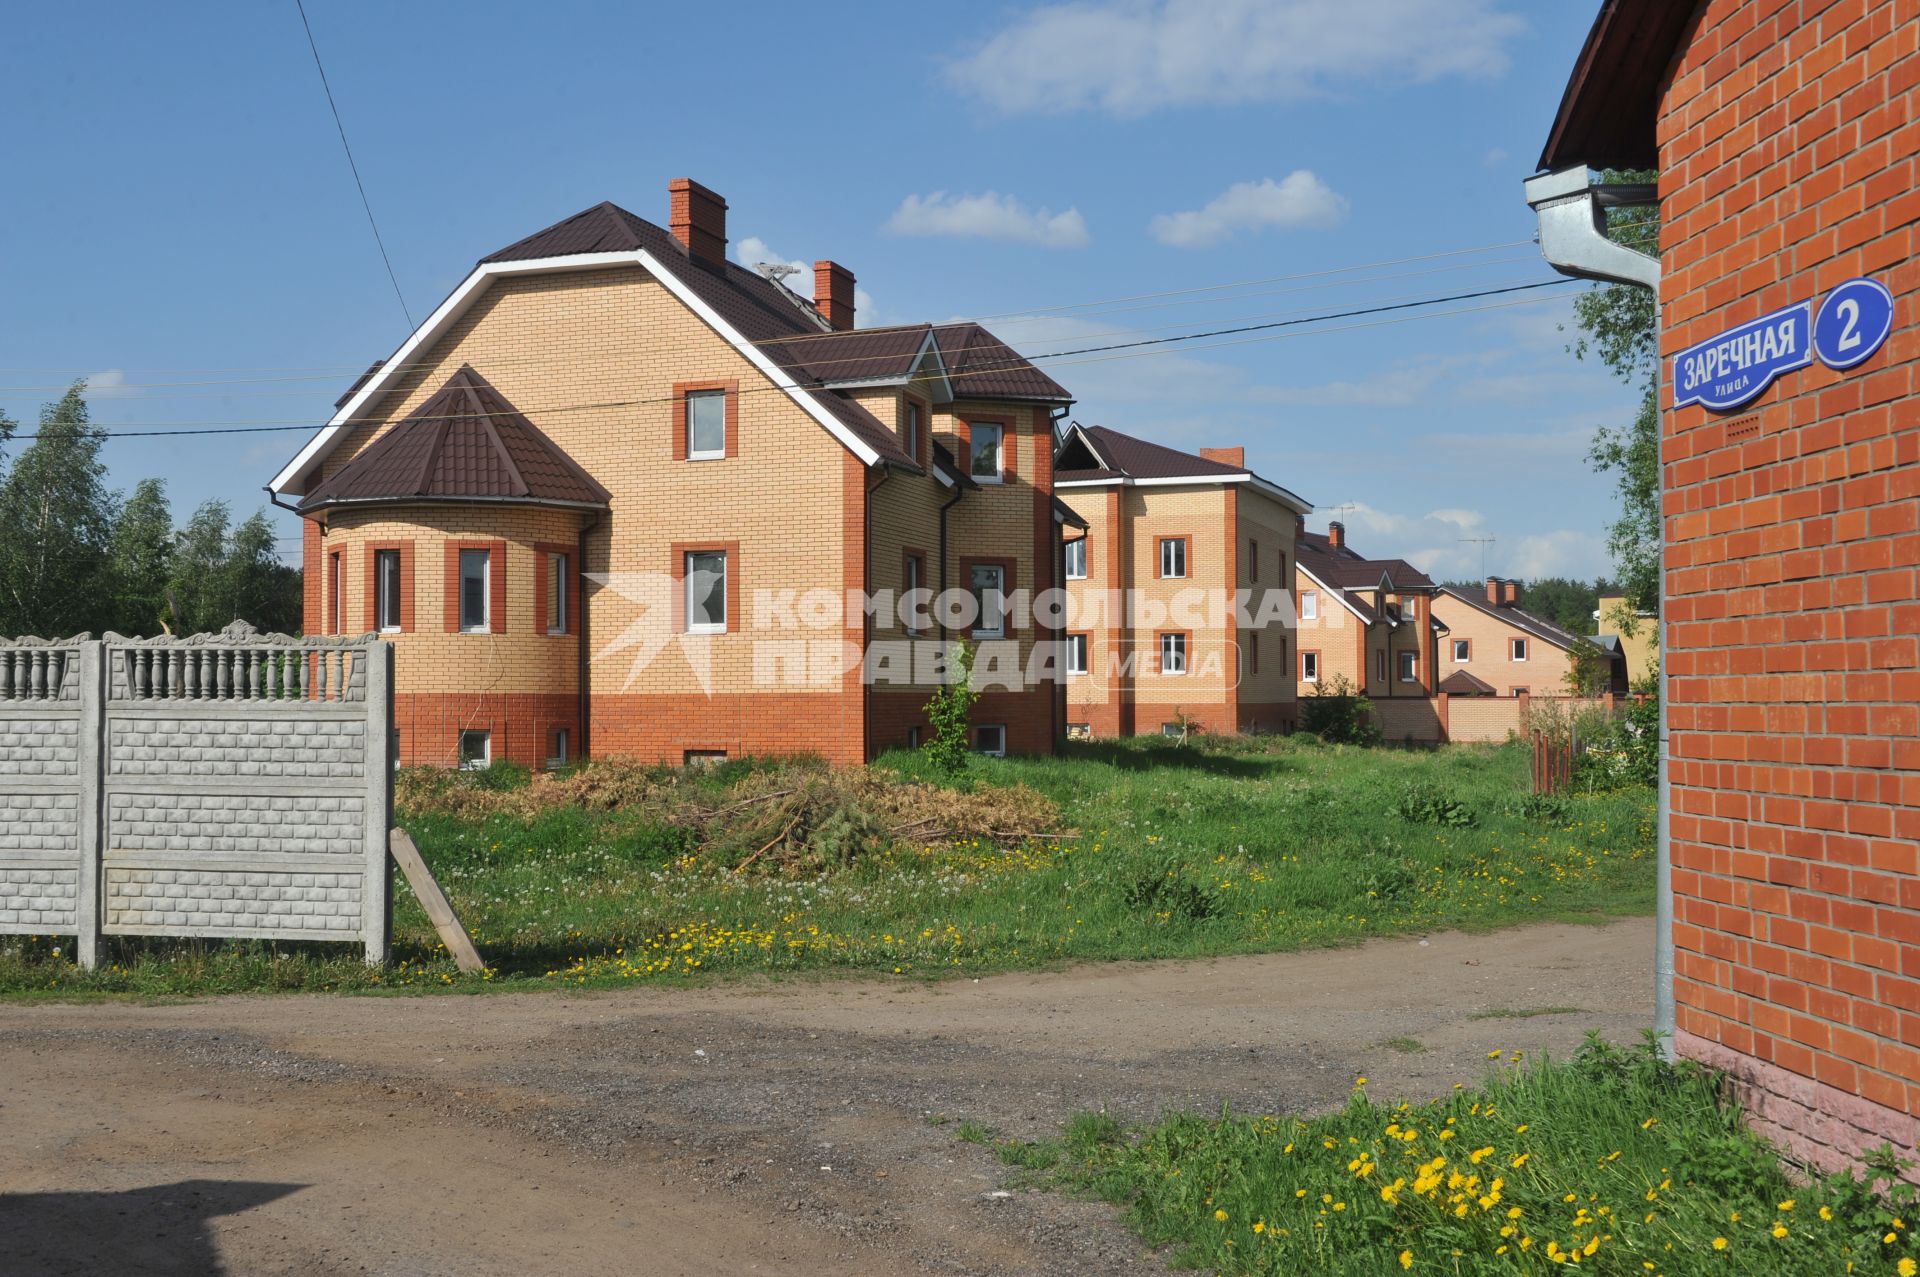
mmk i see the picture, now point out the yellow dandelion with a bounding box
[1712,1237,1728,1251]
[1899,1259,1917,1277]
[1399,1250,1414,1270]
[1214,1209,1228,1222]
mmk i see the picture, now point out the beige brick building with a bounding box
[1054,425,1309,737]
[1294,523,1441,704]
[269,180,1076,768]
[1431,580,1614,700]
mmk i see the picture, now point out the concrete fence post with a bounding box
[74,641,103,970]
[363,638,393,966]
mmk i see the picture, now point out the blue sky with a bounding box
[0,1,1637,581]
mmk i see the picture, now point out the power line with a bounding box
[293,0,413,331]
[1,278,1579,442]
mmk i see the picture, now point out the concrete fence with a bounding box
[0,620,393,967]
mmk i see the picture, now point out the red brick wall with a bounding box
[397,692,578,769]
[1657,0,1920,1175]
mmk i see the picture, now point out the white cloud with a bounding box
[1482,146,1510,168]
[82,369,136,399]
[1149,173,1347,248]
[946,0,1525,117]
[886,191,1091,248]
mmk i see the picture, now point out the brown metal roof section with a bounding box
[1051,494,1089,529]
[1537,0,1702,172]
[1437,585,1597,654]
[1057,425,1245,482]
[936,323,1073,402]
[299,366,611,512]
[1438,669,1498,697]
[778,325,933,384]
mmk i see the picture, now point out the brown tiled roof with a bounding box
[299,367,610,512]
[935,324,1073,402]
[778,325,933,384]
[1056,425,1247,483]
[1295,528,1437,591]
[1438,669,1497,697]
[1438,586,1598,655]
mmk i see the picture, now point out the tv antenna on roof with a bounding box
[1460,536,1497,579]
[755,262,802,285]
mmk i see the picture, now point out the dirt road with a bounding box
[0,918,1652,1276]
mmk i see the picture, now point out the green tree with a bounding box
[220,510,303,634]
[165,499,231,634]
[105,478,174,635]
[1569,168,1661,615]
[0,383,114,637]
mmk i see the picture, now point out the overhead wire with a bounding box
[2,277,1582,443]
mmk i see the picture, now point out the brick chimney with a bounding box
[668,178,727,266]
[1505,579,1523,607]
[1486,576,1503,606]
[1199,446,1245,468]
[1327,521,1345,550]
[814,260,856,331]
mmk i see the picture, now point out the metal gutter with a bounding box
[1524,164,1673,1057]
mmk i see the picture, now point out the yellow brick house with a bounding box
[269,179,1077,768]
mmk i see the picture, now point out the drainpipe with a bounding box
[865,467,892,761]
[577,516,600,763]
[936,483,966,641]
[1524,165,1672,1057]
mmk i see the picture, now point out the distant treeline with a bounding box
[1440,577,1618,636]
[0,382,302,640]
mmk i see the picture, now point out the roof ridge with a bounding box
[465,373,530,497]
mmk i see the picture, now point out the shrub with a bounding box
[923,640,979,774]
[1301,674,1381,745]
[1124,868,1218,923]
[1392,782,1477,828]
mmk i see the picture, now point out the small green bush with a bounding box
[1393,782,1477,828]
[1301,675,1381,745]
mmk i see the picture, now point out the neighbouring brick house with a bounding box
[1294,522,1442,703]
[1053,424,1310,737]
[269,179,1078,768]
[1431,578,1619,700]
[1534,0,1920,1173]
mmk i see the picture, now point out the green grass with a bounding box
[1378,1037,1427,1055]
[989,1034,1920,1275]
[0,736,1654,996]
[1471,1006,1589,1021]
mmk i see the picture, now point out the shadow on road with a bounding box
[0,1179,305,1275]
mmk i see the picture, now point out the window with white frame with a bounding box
[686,389,727,459]
[1510,686,1529,698]
[904,554,925,633]
[1064,538,1087,580]
[1160,632,1187,675]
[375,549,401,632]
[547,728,570,768]
[458,549,490,633]
[1453,638,1470,662]
[684,551,728,633]
[1300,590,1318,621]
[684,749,728,767]
[1302,651,1319,682]
[903,400,922,462]
[973,724,1007,756]
[1511,637,1529,661]
[970,563,1006,638]
[1066,633,1089,675]
[1398,650,1418,682]
[1159,537,1187,579]
[968,422,1003,481]
[329,551,343,634]
[457,729,490,770]
[546,551,568,635]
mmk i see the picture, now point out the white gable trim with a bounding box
[270,250,879,495]
[1296,562,1375,624]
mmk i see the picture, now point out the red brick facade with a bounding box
[1652,0,1920,1174]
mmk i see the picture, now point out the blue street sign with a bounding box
[1813,277,1895,370]
[1673,301,1813,412]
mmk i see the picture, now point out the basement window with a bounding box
[973,724,1007,756]
[684,750,728,768]
[457,729,491,771]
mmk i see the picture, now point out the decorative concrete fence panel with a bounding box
[0,621,392,967]
[0,636,94,952]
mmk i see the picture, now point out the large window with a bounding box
[458,549,490,633]
[1159,537,1187,579]
[1302,651,1319,683]
[375,550,402,632]
[1399,650,1418,683]
[684,550,728,633]
[546,551,569,635]
[1160,632,1187,675]
[1066,633,1089,675]
[686,389,727,460]
[969,422,1004,481]
[1064,538,1087,580]
[971,564,1006,638]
